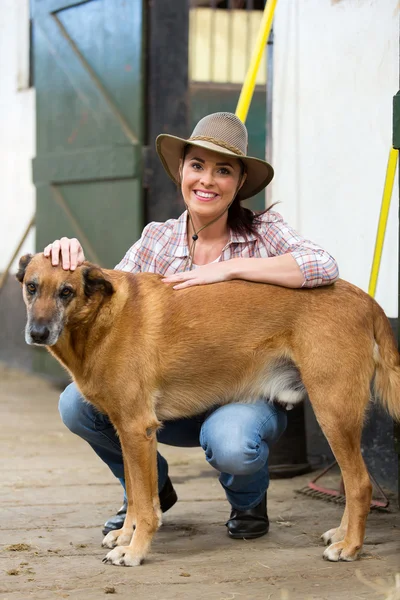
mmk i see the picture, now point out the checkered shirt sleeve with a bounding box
[114,222,159,274]
[257,212,339,288]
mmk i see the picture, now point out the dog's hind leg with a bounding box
[102,413,161,567]
[306,381,372,562]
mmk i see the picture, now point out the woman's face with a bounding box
[180,146,244,220]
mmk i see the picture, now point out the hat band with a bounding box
[188,135,245,157]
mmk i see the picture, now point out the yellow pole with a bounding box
[368,147,398,298]
[235,0,278,123]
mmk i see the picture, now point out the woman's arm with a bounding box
[43,234,143,274]
[260,214,339,288]
[114,240,142,273]
[162,213,339,290]
[161,255,305,290]
[226,254,305,288]
[114,222,164,273]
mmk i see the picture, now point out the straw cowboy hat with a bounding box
[156,112,274,202]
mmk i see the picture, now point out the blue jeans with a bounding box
[59,383,287,510]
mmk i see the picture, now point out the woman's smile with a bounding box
[193,189,219,202]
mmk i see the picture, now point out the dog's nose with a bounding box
[30,325,50,344]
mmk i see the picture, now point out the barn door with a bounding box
[32,0,145,267]
[31,0,145,377]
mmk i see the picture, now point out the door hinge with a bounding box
[142,146,153,189]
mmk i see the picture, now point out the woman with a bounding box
[46,112,339,540]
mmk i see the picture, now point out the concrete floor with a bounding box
[1,362,399,600]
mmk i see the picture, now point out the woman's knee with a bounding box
[201,428,262,475]
[200,402,287,476]
[59,382,93,435]
[200,406,262,475]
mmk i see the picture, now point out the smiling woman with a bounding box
[179,146,245,265]
[44,111,339,545]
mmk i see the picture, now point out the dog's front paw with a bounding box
[102,528,133,549]
[102,545,143,567]
[323,541,361,562]
[321,527,345,545]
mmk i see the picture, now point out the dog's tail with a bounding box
[372,299,400,421]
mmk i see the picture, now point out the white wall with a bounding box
[0,0,36,275]
[272,0,399,316]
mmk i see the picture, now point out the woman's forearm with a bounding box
[226,255,306,288]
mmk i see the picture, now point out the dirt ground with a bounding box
[1,363,399,600]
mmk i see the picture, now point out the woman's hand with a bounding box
[43,237,85,271]
[161,262,233,289]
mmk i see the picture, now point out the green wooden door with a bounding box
[31,0,145,379]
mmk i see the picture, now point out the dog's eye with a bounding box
[26,283,36,295]
[60,287,73,298]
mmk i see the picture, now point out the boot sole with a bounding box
[228,528,269,540]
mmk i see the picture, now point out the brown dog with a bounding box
[17,253,400,567]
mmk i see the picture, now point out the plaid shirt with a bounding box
[115,210,339,288]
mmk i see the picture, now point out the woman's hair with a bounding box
[182,145,274,239]
[227,196,272,238]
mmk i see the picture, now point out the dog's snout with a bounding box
[30,324,50,344]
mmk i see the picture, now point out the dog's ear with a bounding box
[16,254,33,283]
[83,266,114,298]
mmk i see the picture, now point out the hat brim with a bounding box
[156,134,274,201]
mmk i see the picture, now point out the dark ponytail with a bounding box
[227,159,276,237]
[227,198,275,239]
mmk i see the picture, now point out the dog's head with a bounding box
[16,253,114,346]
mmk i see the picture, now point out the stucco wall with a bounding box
[272,0,399,316]
[0,0,36,275]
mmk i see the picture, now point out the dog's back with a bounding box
[83,271,390,422]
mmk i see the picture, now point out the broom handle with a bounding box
[0,214,35,292]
